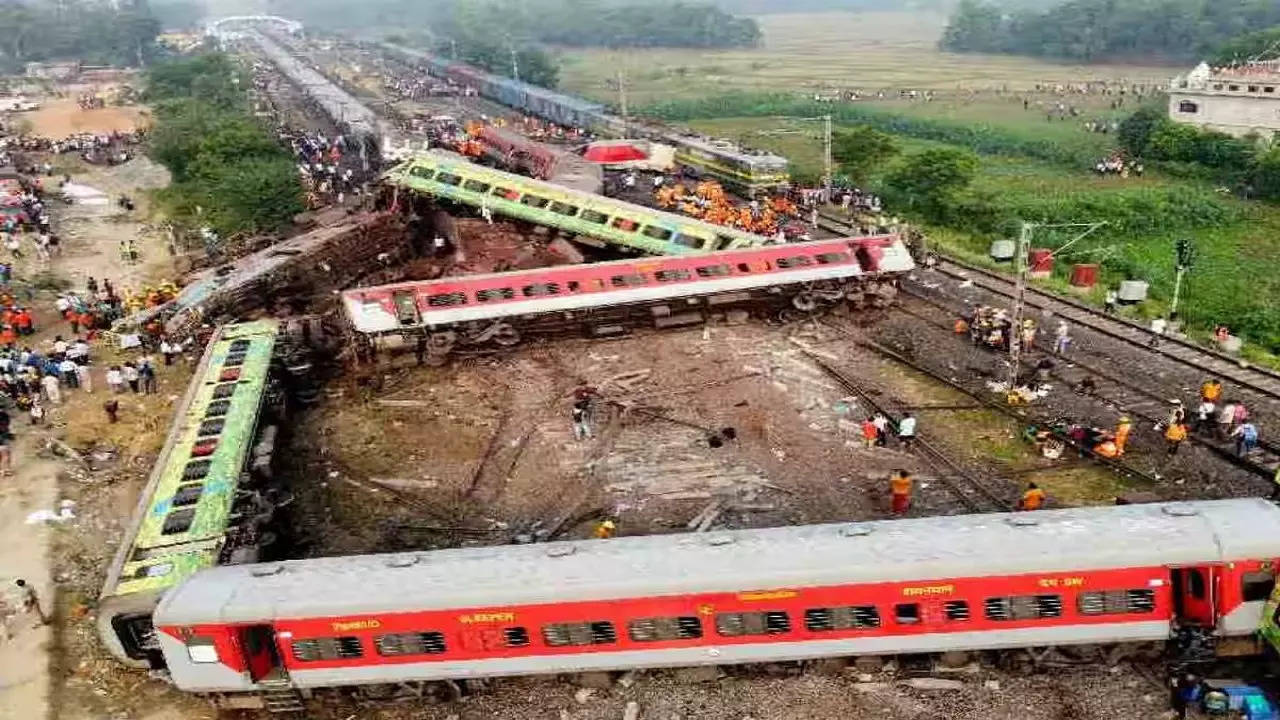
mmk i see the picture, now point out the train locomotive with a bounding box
[149,499,1280,706]
[380,43,789,195]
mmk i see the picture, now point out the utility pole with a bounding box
[823,114,833,203]
[617,69,628,137]
[510,47,520,83]
[1005,221,1107,402]
[1170,236,1196,319]
[449,38,457,60]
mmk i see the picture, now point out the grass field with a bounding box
[557,12,1176,105]
[685,116,1280,357]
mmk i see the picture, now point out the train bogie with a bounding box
[152,500,1280,698]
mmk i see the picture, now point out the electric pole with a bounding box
[618,69,628,137]
[823,114,833,203]
[1005,221,1107,402]
[1171,237,1196,319]
[510,47,520,82]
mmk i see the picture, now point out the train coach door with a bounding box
[1172,566,1218,627]
[240,625,284,683]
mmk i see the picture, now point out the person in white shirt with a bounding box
[106,365,124,393]
[76,363,92,393]
[40,373,61,405]
[896,413,917,449]
[121,363,140,393]
[1149,316,1167,347]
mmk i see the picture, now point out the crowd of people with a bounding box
[1094,151,1144,177]
[284,128,362,208]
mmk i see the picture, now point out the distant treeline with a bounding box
[0,0,161,70]
[941,0,1280,62]
[714,0,948,13]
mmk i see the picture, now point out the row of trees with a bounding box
[0,0,161,71]
[941,0,1280,62]
[1117,107,1280,199]
[146,53,304,238]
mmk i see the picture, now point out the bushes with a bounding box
[145,53,304,237]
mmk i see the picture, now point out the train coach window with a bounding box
[408,166,434,180]
[696,264,732,278]
[503,627,530,648]
[776,256,814,269]
[716,235,738,251]
[212,383,237,400]
[894,603,921,625]
[182,460,212,480]
[550,201,580,216]
[476,287,516,302]
[580,209,609,225]
[641,226,674,241]
[815,252,851,265]
[628,616,703,642]
[1188,569,1206,599]
[522,283,561,297]
[161,508,196,535]
[205,399,231,418]
[291,636,364,662]
[1078,589,1156,615]
[228,339,251,351]
[738,261,771,274]
[611,274,648,288]
[172,483,204,507]
[491,186,520,201]
[435,173,463,186]
[520,195,550,209]
[1243,572,1276,602]
[656,269,692,282]
[463,179,491,193]
[375,631,447,656]
[672,233,707,249]
[804,605,881,631]
[542,621,617,647]
[985,595,1063,621]
[197,419,225,437]
[427,292,467,307]
[715,611,791,636]
[944,600,971,621]
[611,217,639,231]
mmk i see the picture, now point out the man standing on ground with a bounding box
[1018,482,1045,510]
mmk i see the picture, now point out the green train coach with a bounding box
[385,151,770,256]
[98,320,284,668]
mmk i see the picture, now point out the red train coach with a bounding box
[153,499,1280,704]
[341,235,912,362]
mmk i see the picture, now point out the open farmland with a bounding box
[557,12,1175,105]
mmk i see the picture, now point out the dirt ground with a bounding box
[17,98,149,140]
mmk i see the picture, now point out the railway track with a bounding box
[817,213,1280,404]
[892,292,1280,483]
[804,352,1013,513]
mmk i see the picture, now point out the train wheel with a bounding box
[792,293,818,312]
[491,324,521,347]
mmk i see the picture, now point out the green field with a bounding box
[685,115,1280,358]
[557,12,1176,105]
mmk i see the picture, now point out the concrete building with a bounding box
[1169,61,1280,138]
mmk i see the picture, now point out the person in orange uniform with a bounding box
[1201,378,1222,404]
[1018,482,1045,510]
[1165,421,1188,455]
[1114,416,1132,456]
[14,308,32,336]
[593,519,616,539]
[890,470,912,515]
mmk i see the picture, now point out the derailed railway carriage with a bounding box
[341,235,912,363]
[153,499,1280,705]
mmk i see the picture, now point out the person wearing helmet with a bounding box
[593,519,616,539]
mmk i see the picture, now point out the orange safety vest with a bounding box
[890,473,912,496]
[1165,423,1188,443]
[1020,488,1045,510]
[1202,382,1222,402]
[861,421,878,440]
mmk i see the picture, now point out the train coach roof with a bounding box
[155,499,1280,625]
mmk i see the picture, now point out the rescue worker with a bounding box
[1018,482,1045,510]
[889,469,912,515]
[860,416,878,449]
[1165,421,1188,455]
[593,519,616,539]
[1116,415,1136,453]
[1201,378,1222,404]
